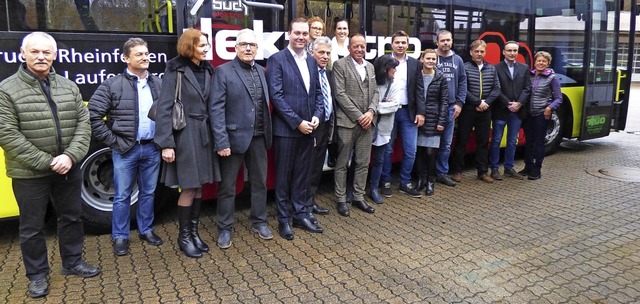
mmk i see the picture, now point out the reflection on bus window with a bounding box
[7,0,174,33]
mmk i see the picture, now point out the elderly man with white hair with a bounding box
[0,31,101,298]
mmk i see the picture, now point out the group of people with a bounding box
[0,16,562,298]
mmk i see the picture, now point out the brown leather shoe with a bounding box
[478,173,494,183]
[490,169,503,181]
[451,173,463,183]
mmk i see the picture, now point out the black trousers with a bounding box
[307,120,331,206]
[452,109,492,175]
[12,166,85,280]
[216,136,268,231]
[274,135,313,222]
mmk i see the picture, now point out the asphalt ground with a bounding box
[0,128,639,303]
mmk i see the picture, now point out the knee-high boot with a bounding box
[190,199,209,253]
[426,148,436,196]
[416,147,428,191]
[178,206,202,258]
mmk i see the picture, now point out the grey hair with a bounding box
[311,36,331,51]
[21,32,58,53]
[237,28,257,42]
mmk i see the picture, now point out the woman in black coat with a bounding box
[154,28,218,258]
[416,49,449,196]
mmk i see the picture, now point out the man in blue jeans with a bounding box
[380,31,425,198]
[89,38,164,256]
[435,30,467,187]
[490,41,530,181]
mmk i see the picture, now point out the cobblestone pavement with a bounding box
[1,132,639,303]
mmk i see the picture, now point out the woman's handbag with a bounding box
[147,72,186,131]
[171,73,186,130]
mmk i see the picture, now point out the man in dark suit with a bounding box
[306,36,333,218]
[332,34,379,217]
[210,29,273,249]
[489,41,531,181]
[380,30,425,199]
[267,18,324,240]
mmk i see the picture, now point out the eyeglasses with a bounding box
[310,26,323,31]
[197,43,211,51]
[236,42,258,50]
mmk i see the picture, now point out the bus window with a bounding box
[291,0,360,36]
[8,0,174,33]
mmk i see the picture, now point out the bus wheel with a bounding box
[79,147,138,234]
[544,106,565,155]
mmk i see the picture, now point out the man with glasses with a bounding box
[210,29,273,248]
[490,41,530,180]
[89,37,164,256]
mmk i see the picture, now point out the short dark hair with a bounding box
[289,17,308,32]
[391,31,409,43]
[122,38,147,57]
[436,30,452,41]
[374,56,399,85]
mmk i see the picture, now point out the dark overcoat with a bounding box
[154,56,219,188]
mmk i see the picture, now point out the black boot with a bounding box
[417,174,427,191]
[178,206,202,258]
[426,177,435,196]
[190,199,209,253]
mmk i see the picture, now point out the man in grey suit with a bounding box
[332,34,379,217]
[210,29,273,249]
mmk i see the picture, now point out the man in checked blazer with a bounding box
[332,34,379,217]
[267,18,325,240]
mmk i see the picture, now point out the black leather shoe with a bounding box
[527,173,542,180]
[278,222,294,240]
[312,204,329,215]
[139,231,163,246]
[308,213,319,225]
[113,238,129,256]
[27,277,49,298]
[336,202,350,217]
[352,200,375,214]
[293,218,324,233]
[61,261,101,278]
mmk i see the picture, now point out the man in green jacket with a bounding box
[0,32,101,299]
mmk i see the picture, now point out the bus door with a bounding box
[579,0,619,140]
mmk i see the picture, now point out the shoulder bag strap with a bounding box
[175,72,182,103]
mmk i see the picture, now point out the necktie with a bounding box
[319,69,332,121]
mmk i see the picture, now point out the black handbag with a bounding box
[147,72,186,131]
[171,73,186,130]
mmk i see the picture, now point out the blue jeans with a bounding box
[490,112,522,170]
[369,144,387,189]
[112,143,161,239]
[436,106,455,176]
[381,107,418,185]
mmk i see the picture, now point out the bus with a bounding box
[0,0,634,232]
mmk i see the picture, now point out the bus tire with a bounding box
[544,105,565,155]
[79,146,177,234]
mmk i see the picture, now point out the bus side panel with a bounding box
[561,87,584,138]
[0,150,19,219]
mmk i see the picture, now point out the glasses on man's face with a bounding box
[236,42,258,50]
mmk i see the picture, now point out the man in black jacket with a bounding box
[489,41,530,180]
[89,38,164,256]
[451,39,500,183]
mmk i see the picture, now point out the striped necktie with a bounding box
[319,69,332,122]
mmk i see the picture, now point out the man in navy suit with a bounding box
[489,41,531,181]
[210,29,273,249]
[267,18,324,240]
[379,30,425,199]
